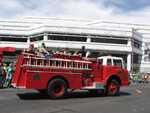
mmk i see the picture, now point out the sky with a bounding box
[1,0,150,22]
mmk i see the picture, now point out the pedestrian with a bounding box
[2,63,7,86]
[3,63,14,88]
[0,63,3,88]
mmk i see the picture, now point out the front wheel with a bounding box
[106,79,120,96]
[47,79,67,99]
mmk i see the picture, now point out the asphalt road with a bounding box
[0,83,150,113]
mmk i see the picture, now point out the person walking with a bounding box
[0,63,3,88]
[3,63,7,78]
[3,63,14,88]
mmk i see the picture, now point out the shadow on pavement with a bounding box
[17,92,49,100]
[17,91,131,100]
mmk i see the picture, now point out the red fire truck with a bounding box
[12,52,130,99]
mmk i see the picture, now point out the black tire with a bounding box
[106,79,120,96]
[47,79,67,99]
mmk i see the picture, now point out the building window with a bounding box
[0,37,27,42]
[133,39,142,49]
[144,49,150,62]
[48,35,86,42]
[91,38,127,44]
[30,36,44,42]
[133,53,141,64]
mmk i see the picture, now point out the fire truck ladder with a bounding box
[22,55,92,70]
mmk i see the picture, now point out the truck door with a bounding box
[112,59,124,76]
[96,59,103,80]
[97,59,103,77]
[105,58,113,78]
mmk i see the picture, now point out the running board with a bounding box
[11,83,26,88]
[82,82,105,90]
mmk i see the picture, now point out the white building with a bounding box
[0,17,150,73]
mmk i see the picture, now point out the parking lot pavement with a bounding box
[0,83,150,113]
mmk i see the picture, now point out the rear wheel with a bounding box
[106,79,120,96]
[47,79,67,99]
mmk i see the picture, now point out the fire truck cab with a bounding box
[12,53,130,99]
[98,56,124,67]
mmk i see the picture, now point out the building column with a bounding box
[127,38,132,46]
[86,36,91,57]
[43,33,48,41]
[86,36,91,43]
[127,36,133,73]
[141,42,146,62]
[27,37,30,44]
[127,53,132,72]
